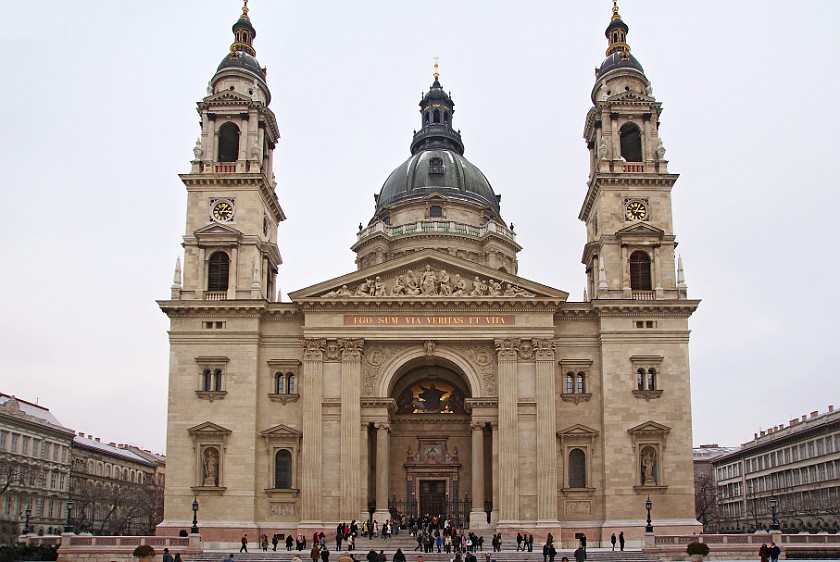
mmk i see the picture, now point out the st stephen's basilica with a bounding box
[158,1,702,546]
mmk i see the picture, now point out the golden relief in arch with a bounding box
[396,381,466,415]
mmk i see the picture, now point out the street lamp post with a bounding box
[126,515,132,536]
[645,496,654,533]
[23,505,32,535]
[768,496,780,531]
[736,514,741,533]
[191,498,199,534]
[65,500,74,533]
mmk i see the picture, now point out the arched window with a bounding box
[275,372,286,394]
[647,368,656,390]
[207,252,230,292]
[629,250,652,291]
[444,111,450,123]
[565,373,574,394]
[637,368,645,390]
[287,374,296,394]
[433,109,441,124]
[576,373,586,394]
[203,369,213,391]
[569,448,587,488]
[105,465,111,478]
[213,369,223,392]
[424,112,430,124]
[217,122,240,162]
[619,123,643,162]
[274,449,292,489]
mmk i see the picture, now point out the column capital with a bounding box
[533,338,557,362]
[494,338,520,362]
[338,338,365,361]
[374,421,391,431]
[470,420,486,432]
[302,338,326,361]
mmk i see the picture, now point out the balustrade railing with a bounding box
[633,290,655,300]
[358,220,515,243]
[204,291,227,301]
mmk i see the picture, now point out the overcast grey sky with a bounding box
[1,1,836,454]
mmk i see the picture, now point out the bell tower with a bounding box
[173,1,285,302]
[580,1,687,301]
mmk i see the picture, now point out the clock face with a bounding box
[625,201,647,221]
[211,201,234,222]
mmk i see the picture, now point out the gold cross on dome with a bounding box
[433,56,440,80]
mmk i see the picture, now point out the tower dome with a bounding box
[596,1,646,80]
[353,64,519,273]
[212,1,269,99]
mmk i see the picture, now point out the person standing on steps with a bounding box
[619,531,625,552]
[610,533,616,551]
[240,534,248,553]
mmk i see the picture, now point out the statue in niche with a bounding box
[420,265,437,295]
[405,270,420,295]
[203,448,219,486]
[641,448,656,486]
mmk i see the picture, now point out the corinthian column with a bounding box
[373,421,391,523]
[338,338,364,520]
[494,338,519,524]
[534,338,559,526]
[301,338,326,524]
[469,420,487,529]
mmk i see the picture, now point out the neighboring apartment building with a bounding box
[693,444,738,532]
[69,435,164,535]
[0,394,75,544]
[713,405,840,533]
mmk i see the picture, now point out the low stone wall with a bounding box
[55,534,202,562]
[648,533,840,560]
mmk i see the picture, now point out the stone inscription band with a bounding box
[344,315,515,326]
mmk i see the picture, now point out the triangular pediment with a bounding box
[202,90,253,104]
[288,249,568,302]
[609,90,655,104]
[628,420,671,435]
[616,221,665,240]
[193,222,243,240]
[557,424,599,438]
[188,421,232,437]
[260,424,303,439]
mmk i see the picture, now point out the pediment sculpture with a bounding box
[321,264,536,298]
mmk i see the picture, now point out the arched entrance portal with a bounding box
[385,360,475,528]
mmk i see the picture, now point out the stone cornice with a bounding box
[578,174,679,221]
[158,300,301,319]
[592,299,700,317]
[179,173,284,222]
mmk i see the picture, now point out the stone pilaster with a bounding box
[300,338,325,524]
[373,421,391,522]
[494,338,519,523]
[469,420,487,529]
[490,421,499,525]
[359,422,371,523]
[534,338,560,526]
[338,338,364,520]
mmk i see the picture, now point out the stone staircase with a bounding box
[185,548,662,562]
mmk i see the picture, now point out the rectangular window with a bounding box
[808,441,815,457]
[41,441,47,458]
[792,447,799,462]
[817,439,825,455]
[50,472,57,489]
[22,436,29,456]
[53,444,60,461]
[62,447,67,463]
[32,439,39,457]
[60,474,66,490]
[0,431,6,450]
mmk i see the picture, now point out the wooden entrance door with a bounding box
[419,479,446,516]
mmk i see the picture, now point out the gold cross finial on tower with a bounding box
[433,56,440,80]
[241,0,250,20]
[612,0,621,20]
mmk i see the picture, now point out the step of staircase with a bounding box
[185,549,662,562]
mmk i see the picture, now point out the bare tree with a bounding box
[695,471,720,532]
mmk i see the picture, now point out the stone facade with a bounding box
[0,394,74,544]
[158,4,702,548]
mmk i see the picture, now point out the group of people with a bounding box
[759,541,782,562]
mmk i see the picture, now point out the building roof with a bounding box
[693,444,740,461]
[72,434,157,467]
[0,392,67,428]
